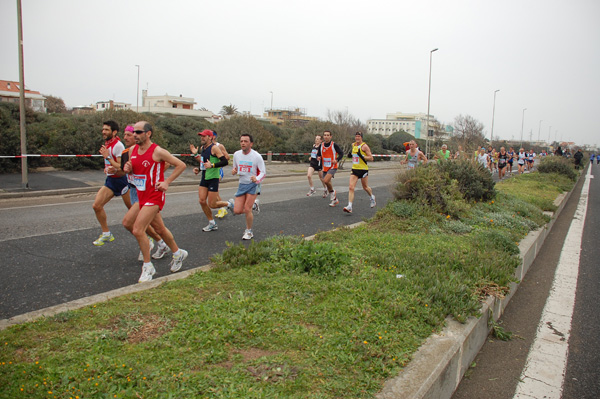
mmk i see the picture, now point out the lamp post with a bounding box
[17,0,28,189]
[520,108,527,147]
[425,48,438,158]
[269,91,273,111]
[135,65,140,112]
[538,120,542,143]
[548,125,552,153]
[490,89,500,148]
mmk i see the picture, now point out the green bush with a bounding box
[537,156,577,181]
[436,159,496,202]
[285,240,352,278]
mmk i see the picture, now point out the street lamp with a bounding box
[490,89,500,148]
[520,108,527,147]
[269,91,273,111]
[538,120,542,143]
[135,65,140,112]
[425,48,438,158]
[548,125,552,152]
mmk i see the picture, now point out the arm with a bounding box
[218,143,230,161]
[154,147,185,191]
[205,145,228,169]
[419,151,428,164]
[334,143,343,163]
[99,145,121,170]
[252,153,266,183]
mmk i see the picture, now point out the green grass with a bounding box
[0,171,575,399]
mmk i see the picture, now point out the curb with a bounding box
[376,179,577,398]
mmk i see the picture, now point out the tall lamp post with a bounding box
[17,0,28,188]
[538,120,542,143]
[425,48,438,158]
[548,125,552,152]
[520,108,527,147]
[269,91,273,111]
[135,65,140,112]
[490,89,500,148]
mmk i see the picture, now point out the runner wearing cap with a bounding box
[211,131,232,219]
[190,129,230,232]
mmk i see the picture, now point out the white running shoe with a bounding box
[227,198,235,211]
[202,223,218,232]
[370,196,377,208]
[93,233,114,246]
[242,230,254,240]
[252,199,260,215]
[330,190,336,201]
[307,188,316,196]
[343,206,352,213]
[138,238,155,261]
[169,249,188,273]
[152,242,170,259]
[329,198,339,207]
[138,263,156,283]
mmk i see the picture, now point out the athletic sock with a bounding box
[157,239,166,247]
[348,202,353,208]
[103,231,111,236]
[173,249,181,257]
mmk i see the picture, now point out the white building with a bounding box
[367,112,437,138]
[0,80,46,113]
[140,90,217,121]
[95,100,131,111]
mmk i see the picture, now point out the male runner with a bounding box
[212,131,231,218]
[317,130,343,207]
[122,121,188,282]
[109,125,169,260]
[497,146,509,180]
[229,133,266,240]
[306,135,327,197]
[402,140,427,169]
[92,120,131,246]
[190,129,229,232]
[343,132,376,214]
[434,144,451,163]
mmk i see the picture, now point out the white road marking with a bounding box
[513,166,591,399]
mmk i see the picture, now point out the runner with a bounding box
[229,133,266,240]
[122,121,188,283]
[517,147,527,174]
[343,132,376,214]
[401,140,427,169]
[527,149,536,171]
[306,135,327,197]
[497,146,509,180]
[434,144,451,163]
[92,120,131,246]
[110,125,169,261]
[317,130,343,207]
[212,131,231,218]
[477,147,490,169]
[190,129,229,232]
[507,147,515,175]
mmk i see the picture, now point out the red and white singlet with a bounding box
[130,143,166,210]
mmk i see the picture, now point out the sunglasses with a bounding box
[133,130,146,135]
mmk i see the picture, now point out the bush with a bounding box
[537,156,577,181]
[436,159,496,202]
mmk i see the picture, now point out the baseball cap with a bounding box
[198,129,214,137]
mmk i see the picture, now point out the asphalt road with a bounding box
[0,170,396,319]
[452,163,599,399]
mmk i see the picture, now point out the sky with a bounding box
[1,0,599,147]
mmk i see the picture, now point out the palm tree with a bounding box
[220,104,238,116]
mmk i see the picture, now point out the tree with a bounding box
[451,114,486,153]
[326,109,367,168]
[44,94,67,113]
[220,104,238,116]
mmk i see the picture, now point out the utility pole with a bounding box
[17,0,28,188]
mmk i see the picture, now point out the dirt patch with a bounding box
[246,362,299,383]
[106,313,174,344]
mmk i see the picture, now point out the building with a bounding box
[95,100,131,111]
[262,107,319,126]
[0,79,46,113]
[367,112,440,138]
[140,90,216,120]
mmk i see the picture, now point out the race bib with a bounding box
[239,160,253,173]
[352,154,360,165]
[132,174,147,191]
[200,156,206,171]
[323,157,332,168]
[311,148,318,159]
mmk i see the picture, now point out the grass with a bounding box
[0,171,576,399]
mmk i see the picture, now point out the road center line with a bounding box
[513,166,591,399]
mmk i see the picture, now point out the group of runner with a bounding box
[305,131,376,214]
[92,120,265,283]
[476,146,541,178]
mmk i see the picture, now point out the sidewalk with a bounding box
[0,160,402,199]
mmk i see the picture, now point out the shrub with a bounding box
[537,156,577,181]
[285,240,352,278]
[436,159,496,202]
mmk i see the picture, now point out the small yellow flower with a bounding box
[363,340,368,344]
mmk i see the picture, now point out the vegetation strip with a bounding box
[0,157,579,398]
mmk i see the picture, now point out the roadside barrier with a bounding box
[1,152,405,159]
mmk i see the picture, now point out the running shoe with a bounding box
[202,223,218,232]
[138,237,155,261]
[370,196,377,208]
[307,188,316,196]
[322,189,328,198]
[138,263,156,283]
[343,206,352,213]
[329,198,339,207]
[242,230,254,240]
[215,208,228,218]
[227,198,235,210]
[152,242,170,259]
[330,190,337,201]
[252,199,260,215]
[93,233,114,246]
[169,249,188,273]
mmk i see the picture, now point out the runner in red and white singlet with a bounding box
[130,142,166,210]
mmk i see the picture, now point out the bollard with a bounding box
[267,151,272,164]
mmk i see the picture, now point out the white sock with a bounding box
[348,202,353,208]
[157,239,166,247]
[143,261,152,267]
[173,249,181,257]
[103,231,111,236]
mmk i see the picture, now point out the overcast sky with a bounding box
[2,0,599,146]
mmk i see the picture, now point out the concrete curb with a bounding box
[376,185,576,398]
